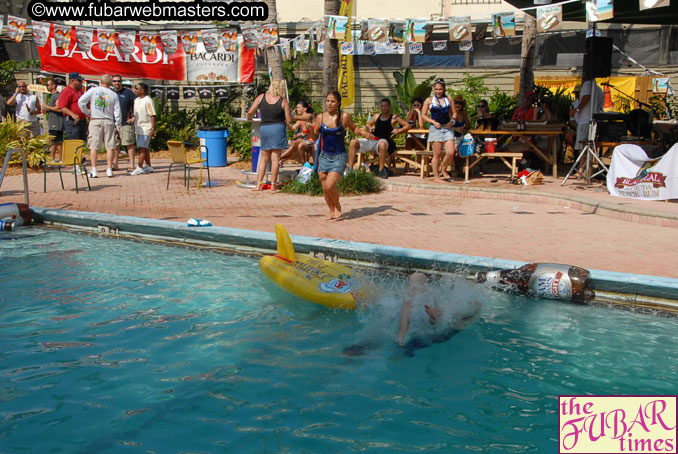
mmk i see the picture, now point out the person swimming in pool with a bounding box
[343,272,481,356]
[396,272,481,349]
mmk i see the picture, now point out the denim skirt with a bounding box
[260,123,289,151]
[317,152,347,174]
[427,125,456,143]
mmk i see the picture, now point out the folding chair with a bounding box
[43,139,90,193]
[166,140,211,191]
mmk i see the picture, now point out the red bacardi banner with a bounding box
[38,28,255,83]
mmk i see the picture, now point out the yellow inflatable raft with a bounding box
[258,224,358,310]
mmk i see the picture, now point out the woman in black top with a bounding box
[247,79,293,191]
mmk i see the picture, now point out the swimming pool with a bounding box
[2,227,678,453]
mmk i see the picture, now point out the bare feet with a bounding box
[432,178,446,184]
[325,212,333,220]
[331,210,343,221]
[252,184,263,191]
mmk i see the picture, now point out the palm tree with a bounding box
[322,0,341,96]
[518,14,536,106]
[262,0,284,81]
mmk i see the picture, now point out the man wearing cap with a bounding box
[58,72,87,141]
[6,81,42,136]
[77,74,122,178]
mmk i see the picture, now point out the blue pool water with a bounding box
[2,227,678,453]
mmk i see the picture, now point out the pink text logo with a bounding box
[559,396,677,453]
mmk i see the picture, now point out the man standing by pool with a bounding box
[58,72,88,141]
[42,78,65,161]
[130,83,156,175]
[6,81,42,136]
[77,74,122,178]
[111,75,136,172]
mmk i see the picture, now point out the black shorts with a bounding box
[49,129,64,142]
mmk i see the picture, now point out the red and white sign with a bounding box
[607,143,678,201]
[38,28,255,83]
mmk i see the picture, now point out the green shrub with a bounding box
[391,68,436,116]
[338,168,384,194]
[0,117,51,168]
[448,73,490,128]
[488,89,517,122]
[151,98,197,151]
[0,60,39,98]
[151,97,252,159]
[281,168,383,196]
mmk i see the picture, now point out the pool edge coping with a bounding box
[30,207,678,305]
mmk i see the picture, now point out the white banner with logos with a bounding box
[607,143,678,201]
[186,42,237,83]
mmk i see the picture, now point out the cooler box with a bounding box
[197,126,230,167]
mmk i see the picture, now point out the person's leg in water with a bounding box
[397,272,428,346]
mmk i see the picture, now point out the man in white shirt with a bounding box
[6,81,42,136]
[78,74,122,178]
[573,76,604,177]
[130,83,156,175]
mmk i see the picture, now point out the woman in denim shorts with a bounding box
[421,79,457,183]
[309,91,361,221]
[247,79,293,191]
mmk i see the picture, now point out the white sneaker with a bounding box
[88,168,98,178]
[79,166,87,175]
[106,168,114,178]
[143,166,154,174]
[130,166,145,176]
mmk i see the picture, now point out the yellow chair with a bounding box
[43,139,91,193]
[166,140,211,191]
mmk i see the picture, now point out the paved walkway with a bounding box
[2,158,677,278]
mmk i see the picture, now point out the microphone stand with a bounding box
[601,83,655,139]
[562,80,609,185]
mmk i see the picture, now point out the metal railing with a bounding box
[0,148,30,205]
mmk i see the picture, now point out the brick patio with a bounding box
[2,158,677,278]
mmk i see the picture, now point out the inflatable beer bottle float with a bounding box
[468,263,595,302]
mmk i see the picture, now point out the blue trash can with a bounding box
[197,126,230,167]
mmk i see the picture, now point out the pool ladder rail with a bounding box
[0,148,29,205]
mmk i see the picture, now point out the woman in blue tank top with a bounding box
[309,91,361,221]
[421,79,457,183]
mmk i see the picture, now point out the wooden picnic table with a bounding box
[469,127,562,177]
[393,129,433,178]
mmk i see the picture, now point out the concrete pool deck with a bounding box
[2,158,678,279]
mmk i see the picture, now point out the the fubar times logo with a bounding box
[559,396,677,453]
